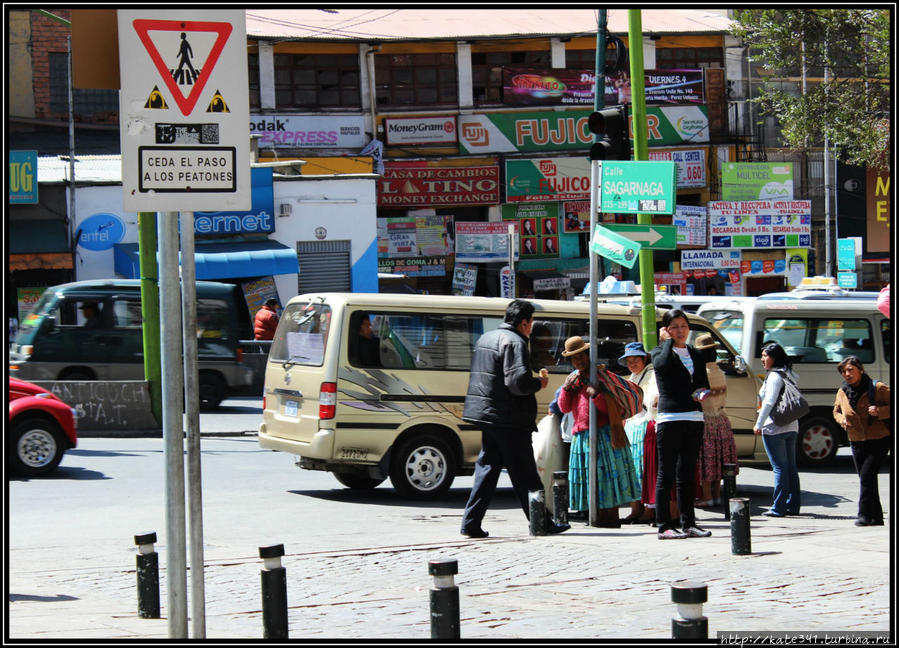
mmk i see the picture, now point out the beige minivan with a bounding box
[258,293,763,500]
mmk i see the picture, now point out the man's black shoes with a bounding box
[545,521,571,534]
[461,528,489,538]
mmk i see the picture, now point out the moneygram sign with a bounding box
[384,116,457,145]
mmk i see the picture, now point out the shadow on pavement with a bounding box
[289,485,523,510]
[705,483,852,516]
[9,593,79,603]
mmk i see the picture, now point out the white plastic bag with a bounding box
[533,414,564,502]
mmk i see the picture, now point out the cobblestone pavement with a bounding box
[8,507,891,640]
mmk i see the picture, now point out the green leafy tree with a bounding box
[731,9,890,169]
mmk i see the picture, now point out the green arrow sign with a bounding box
[600,160,676,215]
[590,224,641,269]
[604,224,678,250]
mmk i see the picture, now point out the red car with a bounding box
[8,377,78,476]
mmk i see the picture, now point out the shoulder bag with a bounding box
[770,369,810,426]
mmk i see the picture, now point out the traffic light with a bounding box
[588,106,631,161]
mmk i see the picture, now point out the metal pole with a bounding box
[507,223,516,298]
[628,9,657,350]
[528,489,547,536]
[259,545,288,639]
[670,581,708,639]
[823,38,832,278]
[730,497,752,555]
[180,212,206,638]
[552,470,569,525]
[159,211,187,638]
[428,559,460,639]
[138,213,162,426]
[722,463,737,520]
[66,36,76,267]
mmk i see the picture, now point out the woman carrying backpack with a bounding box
[833,356,891,527]
[753,342,801,517]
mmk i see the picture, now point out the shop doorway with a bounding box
[745,275,786,296]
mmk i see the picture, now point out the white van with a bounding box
[258,293,765,499]
[697,298,891,466]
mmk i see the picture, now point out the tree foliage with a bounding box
[731,9,891,169]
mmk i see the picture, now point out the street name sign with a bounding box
[599,160,676,215]
[118,10,250,211]
[590,224,641,269]
[604,223,677,250]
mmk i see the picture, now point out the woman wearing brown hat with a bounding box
[557,336,640,528]
[694,333,738,508]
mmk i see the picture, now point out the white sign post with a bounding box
[119,10,251,212]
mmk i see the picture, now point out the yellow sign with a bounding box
[144,85,168,109]
[206,89,229,112]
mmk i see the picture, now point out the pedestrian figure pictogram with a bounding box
[173,32,200,85]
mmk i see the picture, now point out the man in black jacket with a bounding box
[460,299,570,538]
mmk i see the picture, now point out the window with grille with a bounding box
[375,52,457,107]
[472,50,550,104]
[273,53,360,109]
[656,47,723,69]
[49,52,118,116]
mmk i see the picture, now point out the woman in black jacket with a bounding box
[650,309,712,540]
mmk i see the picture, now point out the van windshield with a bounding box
[270,300,331,366]
[703,309,745,354]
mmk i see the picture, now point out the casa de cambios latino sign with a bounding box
[118,9,250,212]
[379,163,500,207]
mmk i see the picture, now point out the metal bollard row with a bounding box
[671,580,708,639]
[134,532,160,619]
[551,470,569,525]
[730,497,752,555]
[259,544,289,639]
[528,489,547,536]
[429,559,460,638]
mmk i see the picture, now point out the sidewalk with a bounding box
[8,474,892,640]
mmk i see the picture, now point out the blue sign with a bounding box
[837,272,857,289]
[78,213,126,251]
[195,167,274,235]
[9,150,38,204]
[837,238,857,271]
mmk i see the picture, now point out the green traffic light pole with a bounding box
[628,10,658,350]
[138,212,163,426]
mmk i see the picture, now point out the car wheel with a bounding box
[198,373,226,410]
[797,417,840,466]
[9,417,65,476]
[389,433,456,500]
[333,472,385,490]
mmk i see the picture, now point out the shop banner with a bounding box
[506,157,590,202]
[562,200,592,233]
[501,67,704,107]
[241,276,280,318]
[709,200,812,249]
[195,167,274,235]
[9,150,38,204]
[647,148,706,188]
[654,272,688,293]
[379,163,500,207]
[17,286,45,324]
[721,162,794,201]
[740,258,787,275]
[455,221,519,263]
[384,116,458,145]
[866,167,890,253]
[250,114,366,149]
[459,106,707,154]
[377,214,454,258]
[681,249,742,270]
[452,262,478,295]
[673,204,707,246]
[501,202,561,259]
[378,256,447,277]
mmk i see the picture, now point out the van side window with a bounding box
[704,310,745,354]
[111,298,143,329]
[763,317,874,364]
[882,319,891,365]
[533,318,637,375]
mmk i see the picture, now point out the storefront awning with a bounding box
[519,270,571,292]
[114,240,299,280]
[9,252,74,271]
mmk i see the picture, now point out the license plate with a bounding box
[284,400,298,417]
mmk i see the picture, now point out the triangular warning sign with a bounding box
[131,18,232,117]
[206,90,229,113]
[144,85,169,109]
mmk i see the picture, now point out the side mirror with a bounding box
[41,316,57,334]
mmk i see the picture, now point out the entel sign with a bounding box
[118,9,250,212]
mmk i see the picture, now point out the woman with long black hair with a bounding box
[833,356,891,527]
[651,309,712,540]
[753,342,801,517]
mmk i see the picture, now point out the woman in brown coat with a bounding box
[833,356,891,527]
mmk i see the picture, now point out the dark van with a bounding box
[9,279,254,409]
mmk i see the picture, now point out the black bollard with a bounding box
[551,471,569,525]
[528,489,547,536]
[670,580,708,639]
[729,497,752,555]
[428,559,460,639]
[134,532,160,619]
[259,544,288,639]
[722,463,737,520]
